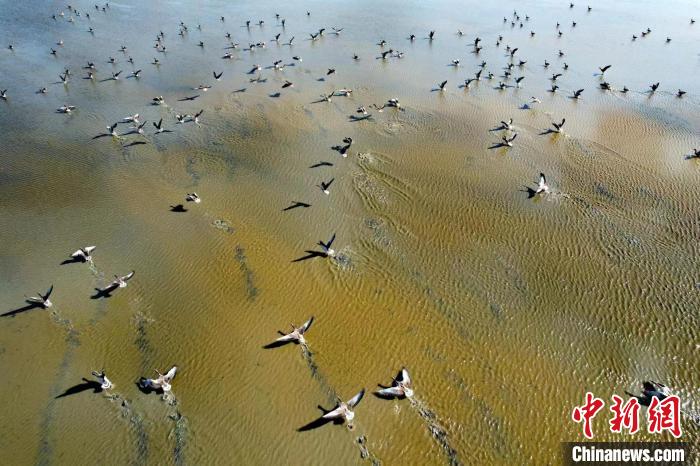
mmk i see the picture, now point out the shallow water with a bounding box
[1,0,699,464]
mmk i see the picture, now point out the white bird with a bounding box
[376,368,414,398]
[535,173,549,195]
[500,118,514,130]
[140,366,177,392]
[272,316,314,345]
[91,370,113,390]
[26,285,54,308]
[123,113,140,123]
[111,271,135,288]
[322,389,365,424]
[57,104,76,113]
[70,246,96,263]
[185,193,201,203]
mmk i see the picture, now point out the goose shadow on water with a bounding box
[538,129,558,136]
[297,406,344,432]
[1,302,44,317]
[123,141,148,148]
[232,88,247,93]
[91,133,113,140]
[520,186,538,199]
[487,141,509,150]
[170,204,188,213]
[91,284,118,300]
[60,256,88,265]
[55,379,103,398]
[348,114,373,122]
[292,251,328,262]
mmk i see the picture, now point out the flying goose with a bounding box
[25,285,54,308]
[321,389,365,424]
[502,133,517,147]
[185,193,201,203]
[109,271,135,289]
[319,178,334,194]
[551,118,566,133]
[572,88,584,99]
[625,381,670,406]
[534,173,549,195]
[266,316,314,347]
[140,366,177,392]
[500,118,514,131]
[70,246,96,263]
[376,368,413,398]
[91,370,113,390]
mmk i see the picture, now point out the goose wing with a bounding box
[299,316,314,334]
[163,366,177,382]
[42,285,54,300]
[121,271,135,282]
[377,386,404,397]
[347,389,365,408]
[321,405,345,419]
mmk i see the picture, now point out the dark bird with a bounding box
[572,88,584,99]
[438,80,447,91]
[599,65,612,74]
[551,118,566,133]
[677,89,686,98]
[319,178,335,195]
[326,68,336,76]
[649,82,660,92]
[213,71,223,80]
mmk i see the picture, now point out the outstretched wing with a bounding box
[347,388,365,408]
[299,316,314,334]
[43,285,54,300]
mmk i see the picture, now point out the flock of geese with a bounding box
[2,0,698,457]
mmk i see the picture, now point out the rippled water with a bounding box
[1,0,699,464]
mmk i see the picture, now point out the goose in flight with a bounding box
[599,65,612,74]
[265,316,314,347]
[321,389,365,425]
[376,368,413,398]
[70,246,96,263]
[152,96,165,105]
[140,366,177,392]
[185,193,201,203]
[0,89,6,100]
[25,285,54,308]
[213,71,223,80]
[572,88,584,99]
[437,80,447,91]
[91,370,113,390]
[551,118,566,133]
[57,105,77,113]
[502,133,517,147]
[534,173,549,195]
[625,381,670,406]
[500,118,514,131]
[153,118,169,133]
[123,113,139,123]
[319,178,334,195]
[649,82,660,92]
[112,271,135,288]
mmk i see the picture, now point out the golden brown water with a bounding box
[1,0,699,464]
